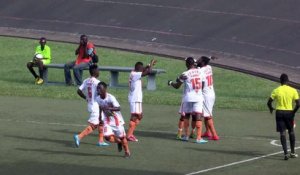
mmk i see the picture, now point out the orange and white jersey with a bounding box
[128,71,143,103]
[180,68,205,102]
[96,93,125,127]
[79,77,100,113]
[200,65,215,97]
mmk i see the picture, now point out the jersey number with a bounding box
[191,78,201,91]
[206,75,213,87]
[87,87,92,99]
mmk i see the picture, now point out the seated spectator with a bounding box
[64,34,96,86]
[26,37,51,85]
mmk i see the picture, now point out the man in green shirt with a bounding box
[26,37,51,85]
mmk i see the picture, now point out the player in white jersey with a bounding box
[197,56,219,140]
[73,64,109,147]
[168,57,208,144]
[96,82,130,158]
[127,59,156,142]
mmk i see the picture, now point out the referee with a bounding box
[267,73,299,160]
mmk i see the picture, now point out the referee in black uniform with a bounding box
[267,74,300,160]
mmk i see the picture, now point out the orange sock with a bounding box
[98,125,104,143]
[127,121,136,136]
[196,121,203,140]
[207,118,218,137]
[78,125,94,140]
[122,138,130,153]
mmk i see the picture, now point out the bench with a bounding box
[40,64,166,90]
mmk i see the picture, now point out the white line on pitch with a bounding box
[185,146,300,175]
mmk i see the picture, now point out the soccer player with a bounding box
[26,37,51,85]
[73,64,109,147]
[267,73,299,160]
[64,34,96,86]
[196,56,219,140]
[96,82,130,158]
[127,59,157,142]
[168,57,208,144]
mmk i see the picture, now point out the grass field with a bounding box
[1,96,300,175]
[1,36,300,175]
[0,36,278,111]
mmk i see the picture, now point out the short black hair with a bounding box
[40,37,46,42]
[201,56,210,65]
[80,34,87,39]
[280,73,289,84]
[98,81,107,89]
[135,62,143,69]
[89,64,98,76]
[185,57,195,66]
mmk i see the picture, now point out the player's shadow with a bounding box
[0,161,180,175]
[133,130,177,141]
[53,129,178,141]
[15,148,122,158]
[246,135,278,140]
[186,147,265,157]
[3,134,94,148]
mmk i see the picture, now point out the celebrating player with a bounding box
[127,59,157,142]
[96,82,130,158]
[168,57,208,144]
[73,64,109,147]
[197,56,219,140]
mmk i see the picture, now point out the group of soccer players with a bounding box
[168,56,219,144]
[72,55,219,158]
[73,59,156,158]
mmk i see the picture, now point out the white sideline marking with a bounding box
[185,146,300,175]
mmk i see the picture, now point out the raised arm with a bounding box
[142,59,157,77]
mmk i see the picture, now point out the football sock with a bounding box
[207,118,218,136]
[127,121,136,136]
[39,68,43,79]
[98,125,104,143]
[78,125,93,140]
[196,121,203,140]
[289,130,296,153]
[122,138,130,153]
[280,133,288,155]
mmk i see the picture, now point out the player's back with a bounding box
[182,68,204,102]
[201,65,215,96]
[80,77,100,111]
[128,71,143,102]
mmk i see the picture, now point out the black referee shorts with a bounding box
[275,110,294,132]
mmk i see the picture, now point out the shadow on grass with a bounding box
[186,147,264,157]
[3,134,95,148]
[246,135,278,140]
[15,148,122,158]
[52,129,177,141]
[0,161,179,175]
[186,147,286,161]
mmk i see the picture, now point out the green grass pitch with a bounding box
[0,36,299,174]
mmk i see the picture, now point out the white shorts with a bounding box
[104,125,126,138]
[179,102,203,115]
[203,95,215,118]
[130,102,142,114]
[87,111,100,125]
